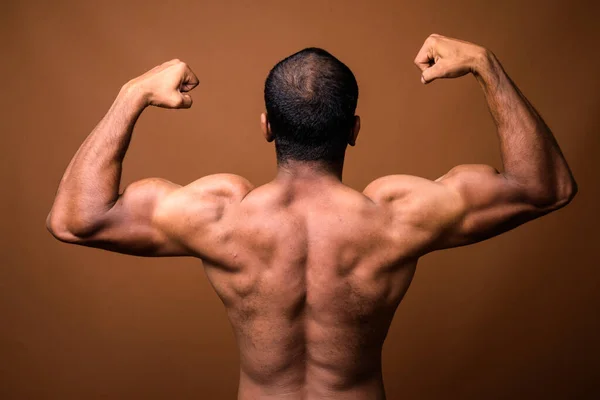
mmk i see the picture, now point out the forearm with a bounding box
[48,84,147,235]
[473,52,577,205]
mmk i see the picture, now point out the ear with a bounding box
[348,115,360,146]
[261,113,274,142]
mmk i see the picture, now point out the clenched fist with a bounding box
[414,34,490,84]
[126,59,199,109]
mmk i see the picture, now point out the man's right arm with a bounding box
[366,34,577,252]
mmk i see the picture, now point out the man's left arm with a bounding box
[47,59,199,257]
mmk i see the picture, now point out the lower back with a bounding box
[238,370,388,400]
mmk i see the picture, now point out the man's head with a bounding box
[262,48,360,165]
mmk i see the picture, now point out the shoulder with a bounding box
[364,174,445,203]
[363,174,464,229]
[154,174,254,226]
[364,165,501,203]
[182,173,255,200]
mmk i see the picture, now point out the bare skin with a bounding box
[47,35,577,399]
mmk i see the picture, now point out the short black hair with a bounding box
[264,47,359,163]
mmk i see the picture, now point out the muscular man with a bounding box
[47,35,577,399]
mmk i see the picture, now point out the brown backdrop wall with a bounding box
[1,0,599,398]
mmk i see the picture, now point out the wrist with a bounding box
[471,48,501,87]
[119,80,150,109]
[470,47,492,74]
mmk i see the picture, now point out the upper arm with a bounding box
[51,174,254,257]
[365,164,558,254]
[51,177,188,256]
[430,164,547,249]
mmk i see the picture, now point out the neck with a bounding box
[274,159,344,184]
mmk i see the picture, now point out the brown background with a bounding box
[1,0,599,399]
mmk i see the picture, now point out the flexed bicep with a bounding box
[48,177,192,257]
[364,168,554,256]
[428,164,548,250]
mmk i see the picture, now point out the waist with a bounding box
[238,364,386,400]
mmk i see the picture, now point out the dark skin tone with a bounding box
[48,35,577,399]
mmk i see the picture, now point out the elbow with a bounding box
[530,178,578,211]
[556,178,578,207]
[46,211,87,244]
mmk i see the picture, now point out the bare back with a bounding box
[155,174,453,399]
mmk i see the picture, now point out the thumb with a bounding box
[421,62,447,84]
[179,92,193,109]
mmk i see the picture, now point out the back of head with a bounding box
[264,48,359,164]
